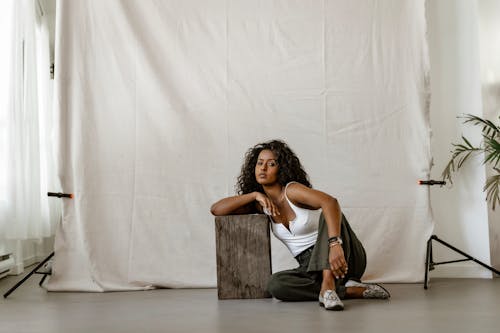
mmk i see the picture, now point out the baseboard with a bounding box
[9,253,51,276]
[11,262,25,275]
[429,262,494,278]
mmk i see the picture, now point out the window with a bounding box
[0,1,14,202]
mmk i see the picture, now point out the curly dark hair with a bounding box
[236,139,312,194]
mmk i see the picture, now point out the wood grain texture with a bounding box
[215,215,272,299]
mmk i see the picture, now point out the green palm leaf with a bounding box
[461,114,500,140]
[442,114,500,210]
[484,174,500,210]
[483,136,500,167]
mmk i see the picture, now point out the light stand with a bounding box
[419,180,500,289]
[424,235,500,289]
[3,192,72,298]
[3,252,54,298]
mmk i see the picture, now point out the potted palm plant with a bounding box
[441,114,500,210]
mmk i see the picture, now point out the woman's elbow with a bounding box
[210,203,227,216]
[210,205,221,216]
[324,196,339,209]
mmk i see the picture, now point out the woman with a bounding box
[210,140,389,310]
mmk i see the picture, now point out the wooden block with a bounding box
[215,214,272,299]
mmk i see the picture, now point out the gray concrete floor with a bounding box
[1,270,499,333]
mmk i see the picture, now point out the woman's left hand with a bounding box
[328,245,348,279]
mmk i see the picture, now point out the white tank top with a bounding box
[269,182,321,257]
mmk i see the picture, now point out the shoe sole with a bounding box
[319,302,344,311]
[378,284,391,298]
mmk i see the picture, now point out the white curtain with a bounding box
[0,0,59,243]
[47,0,432,291]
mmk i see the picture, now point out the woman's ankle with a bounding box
[345,286,365,299]
[321,269,335,293]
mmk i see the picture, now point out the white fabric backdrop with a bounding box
[47,0,433,291]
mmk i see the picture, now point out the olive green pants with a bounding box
[267,213,366,301]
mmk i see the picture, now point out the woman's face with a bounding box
[255,149,279,186]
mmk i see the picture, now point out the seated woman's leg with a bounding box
[320,269,335,295]
[308,213,367,299]
[267,269,322,301]
[339,215,390,299]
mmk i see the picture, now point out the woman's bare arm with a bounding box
[211,192,281,216]
[285,183,341,237]
[285,182,347,278]
[210,193,258,216]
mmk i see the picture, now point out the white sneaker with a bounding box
[319,290,344,311]
[345,280,390,299]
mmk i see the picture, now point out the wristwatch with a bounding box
[328,236,343,245]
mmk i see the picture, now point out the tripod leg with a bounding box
[432,236,500,276]
[424,237,432,289]
[39,274,48,287]
[3,252,54,298]
[429,238,434,267]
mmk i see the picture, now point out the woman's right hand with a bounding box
[254,192,280,216]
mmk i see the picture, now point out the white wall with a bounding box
[427,0,492,278]
[477,0,500,272]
